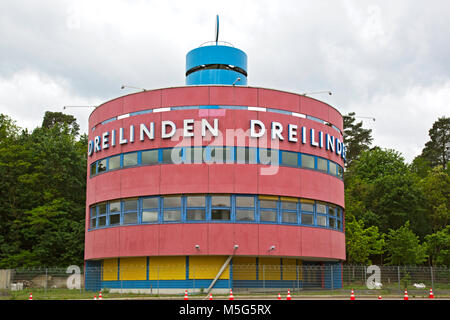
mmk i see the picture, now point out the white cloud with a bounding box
[0,70,99,134]
[0,0,449,162]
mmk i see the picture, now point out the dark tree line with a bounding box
[0,112,87,268]
[344,114,449,266]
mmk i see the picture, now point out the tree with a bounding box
[42,111,80,137]
[419,166,450,233]
[384,221,427,266]
[424,226,450,266]
[343,112,373,168]
[419,116,450,169]
[345,217,384,264]
[0,112,87,268]
[344,147,429,236]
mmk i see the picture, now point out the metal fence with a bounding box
[0,265,449,299]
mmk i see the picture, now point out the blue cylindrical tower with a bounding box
[185,44,248,86]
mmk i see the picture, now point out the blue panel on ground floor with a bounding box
[85,260,102,291]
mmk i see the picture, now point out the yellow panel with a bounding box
[119,257,147,280]
[300,199,315,204]
[103,258,118,281]
[189,256,229,280]
[233,257,257,280]
[149,256,186,280]
[280,196,298,202]
[259,195,279,201]
[282,259,297,280]
[258,258,281,280]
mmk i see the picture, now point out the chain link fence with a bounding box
[1,265,449,299]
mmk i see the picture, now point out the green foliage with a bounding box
[424,226,450,266]
[384,221,428,266]
[0,112,86,268]
[419,166,450,232]
[345,218,384,264]
[343,112,373,168]
[419,116,450,169]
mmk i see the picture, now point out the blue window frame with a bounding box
[300,200,314,226]
[89,147,344,180]
[235,195,255,221]
[236,147,257,164]
[162,195,182,222]
[108,200,121,226]
[122,198,138,225]
[88,194,345,233]
[186,195,206,221]
[142,197,159,223]
[258,196,278,223]
[281,197,298,224]
[211,195,231,220]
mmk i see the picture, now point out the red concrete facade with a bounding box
[85,86,346,262]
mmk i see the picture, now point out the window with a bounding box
[329,217,336,229]
[259,148,279,165]
[281,151,298,167]
[90,162,97,176]
[90,207,97,228]
[162,148,183,164]
[142,197,159,223]
[211,195,231,220]
[141,150,159,165]
[301,154,315,169]
[328,205,336,216]
[123,198,138,225]
[236,147,257,164]
[300,200,314,212]
[329,161,337,176]
[123,152,138,167]
[109,155,121,170]
[281,197,298,224]
[317,215,327,227]
[184,147,203,164]
[259,196,278,222]
[96,203,107,227]
[98,159,107,173]
[163,196,181,221]
[317,158,328,173]
[301,214,314,225]
[236,195,255,221]
[109,201,121,226]
[186,195,206,221]
[206,147,232,164]
[337,165,344,179]
[316,202,327,214]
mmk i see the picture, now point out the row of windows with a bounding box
[89,194,344,232]
[90,147,344,179]
[93,105,342,136]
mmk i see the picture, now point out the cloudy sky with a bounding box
[1,0,449,163]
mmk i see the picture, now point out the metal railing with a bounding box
[0,265,449,299]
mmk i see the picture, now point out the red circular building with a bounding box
[84,37,346,293]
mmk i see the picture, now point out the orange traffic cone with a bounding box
[229,289,234,300]
[404,289,409,300]
[93,295,97,300]
[29,292,33,300]
[277,293,281,300]
[286,289,292,300]
[378,295,382,300]
[350,289,355,300]
[209,293,213,300]
[429,288,434,299]
[184,290,188,300]
[98,291,103,300]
